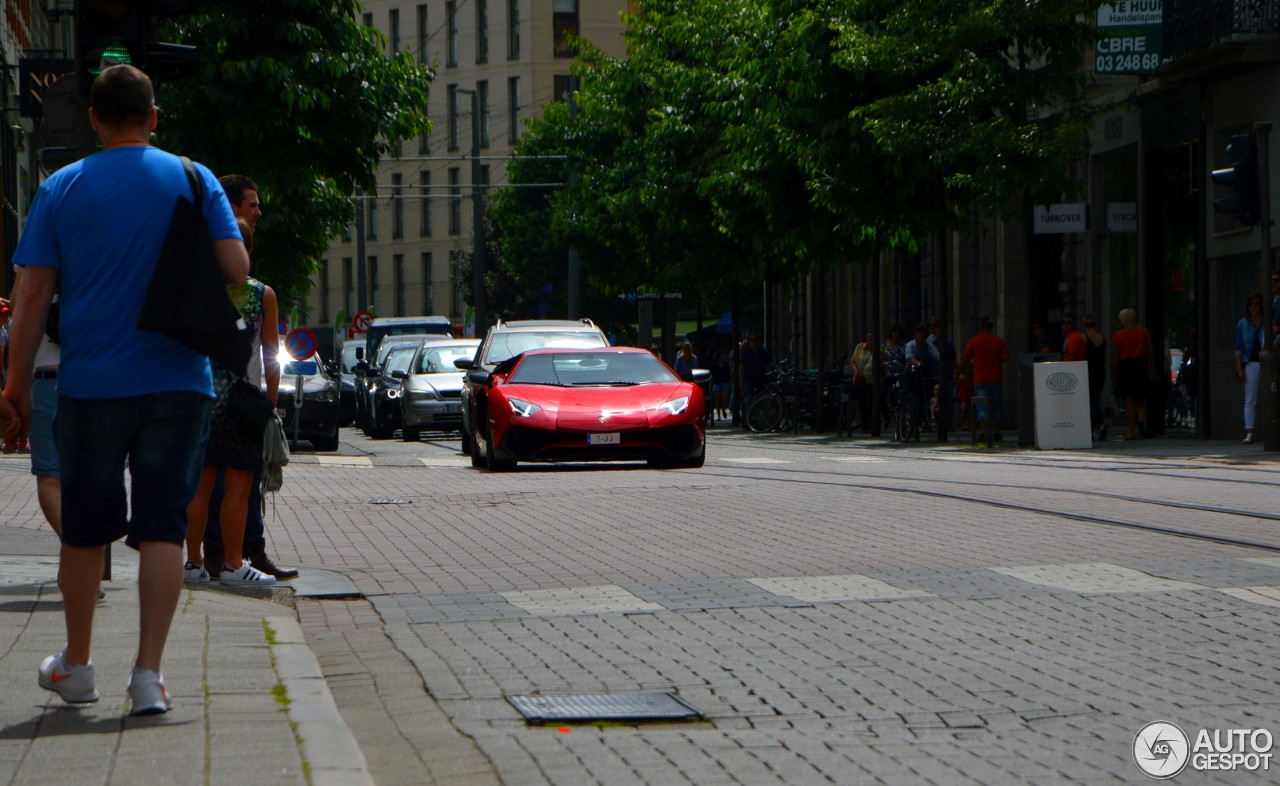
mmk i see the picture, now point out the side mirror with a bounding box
[354,361,369,375]
[454,357,475,370]
[690,369,712,384]
[467,369,492,386]
[391,369,407,380]
[355,347,364,360]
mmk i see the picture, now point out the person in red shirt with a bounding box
[1111,307,1154,439]
[1061,313,1086,362]
[962,317,1010,441]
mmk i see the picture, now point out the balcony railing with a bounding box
[1166,0,1280,61]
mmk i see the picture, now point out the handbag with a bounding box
[137,156,252,375]
[224,377,274,439]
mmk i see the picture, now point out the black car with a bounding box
[366,342,423,439]
[276,352,341,451]
[455,319,610,457]
[354,333,440,435]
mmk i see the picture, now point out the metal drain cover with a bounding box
[368,499,412,505]
[507,692,701,722]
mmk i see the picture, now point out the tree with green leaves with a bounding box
[499,0,1102,291]
[154,0,433,311]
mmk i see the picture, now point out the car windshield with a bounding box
[483,331,608,365]
[509,352,678,387]
[377,341,424,366]
[383,347,418,375]
[417,345,475,374]
[340,344,360,373]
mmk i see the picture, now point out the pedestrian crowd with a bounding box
[0,66,295,718]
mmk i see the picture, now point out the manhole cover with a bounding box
[507,692,701,722]
[368,499,412,505]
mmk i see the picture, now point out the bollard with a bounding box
[1263,348,1279,451]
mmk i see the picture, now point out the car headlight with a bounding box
[304,387,337,403]
[408,389,439,402]
[659,396,690,416]
[508,398,541,417]
[381,388,401,400]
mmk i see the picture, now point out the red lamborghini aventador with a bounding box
[466,347,709,471]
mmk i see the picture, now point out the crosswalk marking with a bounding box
[316,456,374,467]
[719,457,791,464]
[419,457,474,468]
[747,574,932,602]
[500,585,664,616]
[989,563,1206,594]
[1219,587,1280,607]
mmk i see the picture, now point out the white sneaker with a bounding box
[219,560,276,586]
[1243,432,1255,444]
[183,561,210,584]
[127,667,172,715]
[38,651,99,704]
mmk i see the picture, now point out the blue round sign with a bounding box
[285,328,318,361]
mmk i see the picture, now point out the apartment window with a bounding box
[480,164,491,188]
[553,0,577,58]
[448,167,461,235]
[392,174,404,239]
[508,77,521,144]
[447,84,459,151]
[422,252,434,314]
[419,133,430,155]
[342,257,354,314]
[478,80,490,148]
[446,1,457,67]
[369,256,379,311]
[319,259,330,323]
[366,195,378,239]
[419,171,432,236]
[389,9,401,54]
[394,254,406,315]
[342,223,352,243]
[417,4,428,64]
[476,0,488,63]
[392,138,402,158]
[362,12,376,44]
[553,74,574,102]
[507,0,520,59]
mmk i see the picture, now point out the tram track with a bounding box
[698,459,1280,554]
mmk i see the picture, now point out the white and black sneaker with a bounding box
[182,561,210,585]
[219,560,276,586]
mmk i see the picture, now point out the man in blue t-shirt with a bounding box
[2,65,248,716]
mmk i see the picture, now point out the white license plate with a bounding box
[445,403,459,414]
[588,432,621,445]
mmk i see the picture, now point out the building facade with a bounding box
[305,0,630,339]
[773,0,1280,441]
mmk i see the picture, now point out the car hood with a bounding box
[500,382,692,427]
[405,372,465,394]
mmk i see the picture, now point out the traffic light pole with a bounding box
[1256,122,1279,451]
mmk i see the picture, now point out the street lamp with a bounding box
[456,87,486,335]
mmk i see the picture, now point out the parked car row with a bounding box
[335,317,709,472]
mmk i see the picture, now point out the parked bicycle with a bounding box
[745,360,847,433]
[884,359,922,442]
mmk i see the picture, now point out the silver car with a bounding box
[397,339,481,441]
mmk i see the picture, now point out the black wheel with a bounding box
[470,434,486,467]
[485,420,515,472]
[894,396,908,443]
[401,427,420,442]
[312,428,339,452]
[746,394,784,433]
[460,428,473,455]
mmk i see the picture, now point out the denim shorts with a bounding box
[56,393,211,549]
[973,382,1003,426]
[29,377,59,478]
